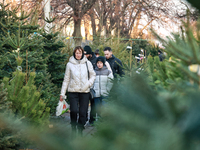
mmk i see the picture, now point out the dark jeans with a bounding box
[93,97,103,118]
[68,92,90,129]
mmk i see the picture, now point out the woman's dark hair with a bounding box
[73,46,84,60]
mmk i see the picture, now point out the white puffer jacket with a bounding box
[93,66,113,97]
[60,56,96,97]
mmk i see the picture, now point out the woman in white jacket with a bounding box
[60,46,96,135]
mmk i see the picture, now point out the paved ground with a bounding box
[60,112,96,137]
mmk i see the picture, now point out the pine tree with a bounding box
[2,56,50,126]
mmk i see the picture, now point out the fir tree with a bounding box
[40,31,68,88]
[0,2,59,115]
[0,2,46,80]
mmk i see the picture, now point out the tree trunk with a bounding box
[73,18,82,46]
[90,10,96,41]
[44,0,52,33]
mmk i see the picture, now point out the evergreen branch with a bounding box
[186,28,199,63]
[12,10,32,21]
[166,40,192,64]
[43,16,58,24]
[177,64,199,83]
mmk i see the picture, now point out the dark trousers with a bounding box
[94,97,103,117]
[68,92,90,129]
[89,97,95,123]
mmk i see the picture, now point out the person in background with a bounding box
[60,46,96,136]
[95,49,100,57]
[84,45,112,125]
[93,56,113,123]
[104,47,124,78]
[158,50,164,61]
[84,45,97,68]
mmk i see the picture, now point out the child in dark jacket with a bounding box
[91,56,113,124]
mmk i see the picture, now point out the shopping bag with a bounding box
[56,100,69,116]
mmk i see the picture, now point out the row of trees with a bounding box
[6,0,197,45]
[0,2,68,114]
[50,0,198,44]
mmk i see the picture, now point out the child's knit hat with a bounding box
[96,56,106,65]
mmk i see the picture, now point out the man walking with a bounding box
[84,45,97,69]
[104,47,124,78]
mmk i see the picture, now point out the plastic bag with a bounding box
[56,100,69,116]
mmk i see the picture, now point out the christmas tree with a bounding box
[2,56,50,126]
[0,2,46,80]
[40,31,68,88]
[0,2,60,114]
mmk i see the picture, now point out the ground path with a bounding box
[60,112,96,137]
[21,111,96,150]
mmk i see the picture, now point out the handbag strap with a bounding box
[86,62,89,80]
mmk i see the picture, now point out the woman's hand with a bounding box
[60,95,63,101]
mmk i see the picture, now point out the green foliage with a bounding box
[151,17,200,87]
[2,57,50,126]
[148,44,161,57]
[0,3,38,37]
[1,72,200,150]
[130,39,149,57]
[1,2,200,150]
[0,3,62,115]
[36,71,59,115]
[0,3,46,80]
[92,74,186,150]
[146,56,185,88]
[0,83,21,149]
[41,31,68,88]
[34,31,69,114]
